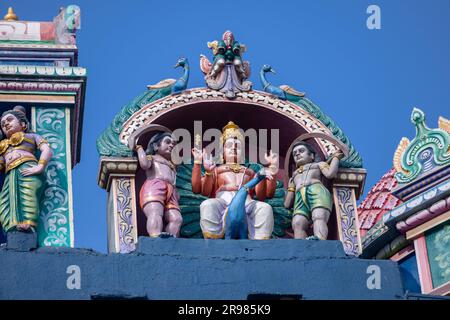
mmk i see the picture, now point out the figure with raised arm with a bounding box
[133,132,182,238]
[191,121,277,239]
[284,141,344,240]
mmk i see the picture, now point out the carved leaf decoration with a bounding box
[147,78,176,90]
[438,116,450,153]
[207,41,219,55]
[199,54,212,75]
[393,137,410,174]
[438,116,450,135]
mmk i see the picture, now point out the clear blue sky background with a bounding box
[3,0,449,252]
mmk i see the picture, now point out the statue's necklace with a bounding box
[296,163,311,174]
[228,163,242,173]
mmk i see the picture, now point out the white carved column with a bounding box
[98,157,138,253]
[332,168,366,256]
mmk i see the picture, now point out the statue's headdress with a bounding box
[146,131,173,155]
[1,105,30,135]
[220,121,244,145]
[219,121,245,164]
[222,30,234,48]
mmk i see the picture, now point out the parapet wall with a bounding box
[0,238,405,300]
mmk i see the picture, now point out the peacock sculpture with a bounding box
[175,163,292,239]
[260,64,305,100]
[225,169,267,239]
[147,57,189,95]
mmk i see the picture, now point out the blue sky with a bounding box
[3,0,449,252]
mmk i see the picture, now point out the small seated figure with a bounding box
[0,106,53,233]
[284,141,344,240]
[134,132,182,238]
[209,30,246,80]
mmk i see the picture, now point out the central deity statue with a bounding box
[200,31,252,99]
[191,122,278,239]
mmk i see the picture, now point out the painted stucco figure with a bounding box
[134,132,182,238]
[200,31,252,99]
[284,141,343,240]
[225,169,272,239]
[147,57,189,95]
[0,106,53,233]
[191,121,277,239]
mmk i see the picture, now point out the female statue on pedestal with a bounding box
[0,106,53,233]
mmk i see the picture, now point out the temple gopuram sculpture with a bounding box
[200,31,252,99]
[147,57,189,95]
[0,6,86,247]
[132,131,182,238]
[0,106,53,234]
[2,6,448,301]
[97,30,366,256]
[284,141,344,240]
[191,121,278,240]
[358,108,450,295]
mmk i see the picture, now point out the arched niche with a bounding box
[100,88,365,255]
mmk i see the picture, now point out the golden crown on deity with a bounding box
[220,121,244,144]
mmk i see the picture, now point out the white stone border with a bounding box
[0,65,86,76]
[119,88,338,157]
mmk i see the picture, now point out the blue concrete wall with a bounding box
[0,238,406,300]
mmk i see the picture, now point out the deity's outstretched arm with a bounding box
[319,154,342,179]
[255,176,267,200]
[254,171,277,200]
[191,163,215,197]
[265,178,277,198]
[191,162,202,194]
[135,145,152,170]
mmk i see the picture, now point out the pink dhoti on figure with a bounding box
[139,178,180,212]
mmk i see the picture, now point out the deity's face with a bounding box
[156,135,176,159]
[292,144,315,166]
[222,31,234,47]
[1,113,24,138]
[223,137,243,164]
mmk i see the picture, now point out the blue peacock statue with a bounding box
[225,169,267,239]
[260,64,286,100]
[260,64,305,100]
[146,57,189,95]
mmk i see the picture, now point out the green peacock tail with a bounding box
[96,86,173,157]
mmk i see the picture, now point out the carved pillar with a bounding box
[98,157,138,253]
[332,168,366,256]
[32,107,74,247]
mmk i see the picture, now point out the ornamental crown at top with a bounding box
[393,107,450,184]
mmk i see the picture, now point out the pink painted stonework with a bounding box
[396,196,450,233]
[358,168,402,237]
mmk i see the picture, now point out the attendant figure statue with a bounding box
[191,121,278,239]
[134,132,182,238]
[284,141,344,240]
[0,106,53,233]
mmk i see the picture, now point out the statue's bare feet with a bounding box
[306,235,320,240]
